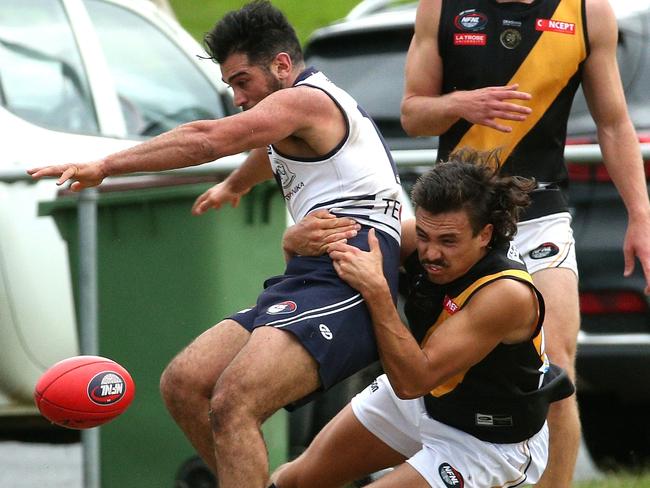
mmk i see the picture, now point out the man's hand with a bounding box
[328,228,387,296]
[192,181,248,215]
[457,84,532,133]
[283,209,361,259]
[27,162,106,191]
[623,216,650,294]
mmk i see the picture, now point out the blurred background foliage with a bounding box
[169,0,359,43]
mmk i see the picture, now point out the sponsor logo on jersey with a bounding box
[370,379,380,393]
[529,242,560,260]
[283,181,305,201]
[454,33,486,46]
[274,161,296,189]
[87,372,126,405]
[439,463,464,487]
[382,197,402,221]
[443,295,460,314]
[500,28,522,49]
[502,19,522,28]
[266,300,297,315]
[454,9,488,31]
[319,323,333,340]
[476,413,514,426]
[535,18,576,34]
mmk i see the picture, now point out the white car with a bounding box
[0,0,238,418]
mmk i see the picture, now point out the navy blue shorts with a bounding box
[229,227,400,398]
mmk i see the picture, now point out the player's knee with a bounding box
[208,385,252,434]
[270,461,292,487]
[543,330,578,373]
[273,450,336,488]
[159,356,193,407]
[271,459,308,488]
[159,362,177,404]
[547,343,577,374]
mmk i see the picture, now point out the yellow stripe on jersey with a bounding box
[533,326,545,356]
[421,269,536,397]
[454,0,587,163]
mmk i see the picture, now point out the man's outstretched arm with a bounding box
[27,87,321,191]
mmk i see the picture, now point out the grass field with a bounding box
[167,1,650,486]
[575,473,650,488]
[169,0,359,43]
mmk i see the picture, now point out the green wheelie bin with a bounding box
[39,176,287,487]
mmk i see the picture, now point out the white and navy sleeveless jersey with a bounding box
[269,67,402,243]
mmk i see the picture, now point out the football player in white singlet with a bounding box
[29,2,402,487]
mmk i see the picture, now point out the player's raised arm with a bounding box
[27,47,337,192]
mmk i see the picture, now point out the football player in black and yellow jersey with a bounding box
[272,149,574,488]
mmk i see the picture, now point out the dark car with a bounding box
[303,0,650,469]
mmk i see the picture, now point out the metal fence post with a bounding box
[78,187,100,488]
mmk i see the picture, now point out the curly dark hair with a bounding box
[411,148,535,247]
[204,0,303,67]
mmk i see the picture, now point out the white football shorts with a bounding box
[351,374,549,487]
[514,212,578,277]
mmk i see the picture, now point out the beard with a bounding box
[264,68,284,93]
[242,68,285,111]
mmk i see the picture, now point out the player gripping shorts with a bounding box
[230,226,400,399]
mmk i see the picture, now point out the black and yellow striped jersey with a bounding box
[437,0,588,219]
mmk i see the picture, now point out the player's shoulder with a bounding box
[583,0,617,47]
[470,275,537,316]
[418,0,443,16]
[272,82,324,98]
[415,0,443,34]
[465,276,539,339]
[584,0,616,29]
[584,0,614,14]
[268,80,342,119]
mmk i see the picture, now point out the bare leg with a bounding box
[209,326,321,488]
[532,268,581,488]
[273,404,407,488]
[160,319,250,473]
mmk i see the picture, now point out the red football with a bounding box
[34,355,135,429]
